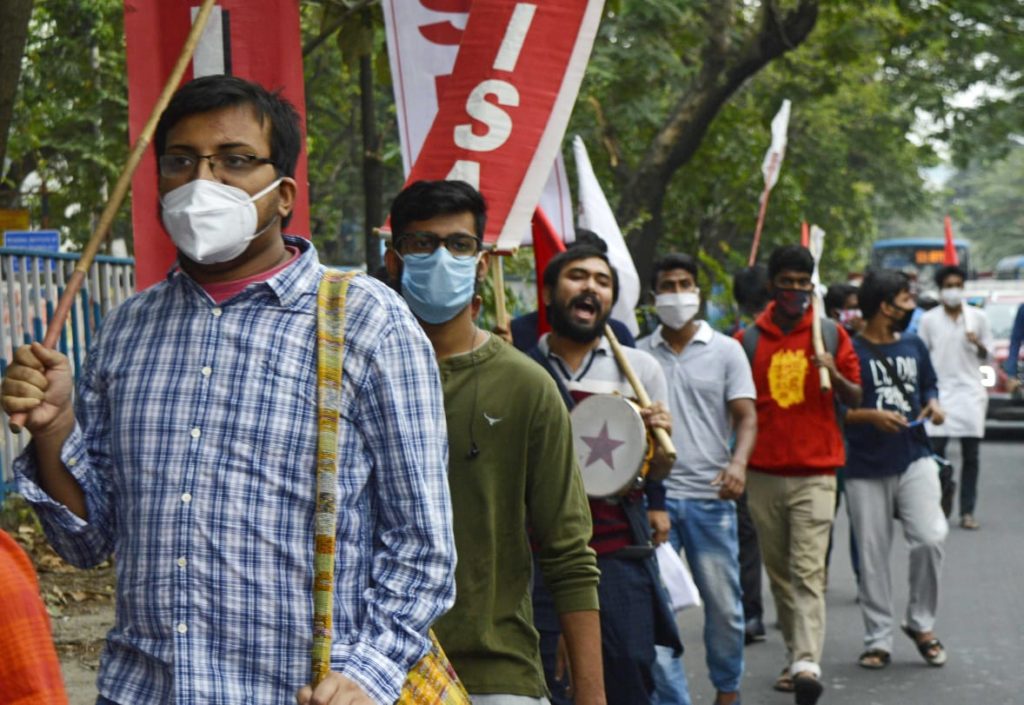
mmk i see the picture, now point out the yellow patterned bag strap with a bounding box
[311,269,471,704]
[311,268,358,686]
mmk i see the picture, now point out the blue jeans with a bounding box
[653,498,745,701]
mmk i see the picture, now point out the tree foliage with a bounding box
[0,0,34,175]
[559,0,1024,288]
[2,0,128,244]
[945,144,1024,270]
[0,0,1021,287]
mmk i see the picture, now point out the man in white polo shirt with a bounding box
[639,254,757,705]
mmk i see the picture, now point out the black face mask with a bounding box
[888,305,915,332]
[773,288,811,318]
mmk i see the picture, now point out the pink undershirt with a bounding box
[199,246,300,304]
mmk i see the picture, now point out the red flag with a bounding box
[404,0,604,251]
[532,207,565,336]
[943,216,959,265]
[800,221,809,248]
[124,0,309,290]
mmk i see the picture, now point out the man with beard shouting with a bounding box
[527,245,682,705]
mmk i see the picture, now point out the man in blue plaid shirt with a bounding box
[0,76,456,705]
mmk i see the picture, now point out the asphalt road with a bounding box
[58,431,1022,705]
[671,433,1024,705]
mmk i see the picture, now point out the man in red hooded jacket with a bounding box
[736,245,862,705]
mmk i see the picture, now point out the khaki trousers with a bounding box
[746,471,836,677]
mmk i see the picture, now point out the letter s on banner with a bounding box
[453,80,520,152]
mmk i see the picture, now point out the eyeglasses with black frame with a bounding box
[395,231,482,260]
[158,152,276,179]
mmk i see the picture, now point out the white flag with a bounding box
[809,224,826,294]
[572,135,640,336]
[761,99,791,190]
[381,2,574,244]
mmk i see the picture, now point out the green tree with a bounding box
[0,0,34,177]
[573,0,1024,284]
[945,144,1024,270]
[2,0,128,245]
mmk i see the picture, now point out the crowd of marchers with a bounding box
[0,75,1006,705]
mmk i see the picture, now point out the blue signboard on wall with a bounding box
[2,230,61,271]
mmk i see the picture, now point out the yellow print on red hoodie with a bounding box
[768,349,808,409]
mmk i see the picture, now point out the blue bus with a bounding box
[869,238,971,287]
[995,254,1024,280]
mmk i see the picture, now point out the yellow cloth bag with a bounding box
[313,270,470,704]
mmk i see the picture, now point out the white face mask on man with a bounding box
[940,287,964,308]
[655,291,701,330]
[161,178,282,264]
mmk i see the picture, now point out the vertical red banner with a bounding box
[404,0,604,251]
[124,0,309,290]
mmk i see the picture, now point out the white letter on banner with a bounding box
[447,160,481,190]
[453,79,520,152]
[493,4,537,72]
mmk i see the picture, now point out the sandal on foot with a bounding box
[773,668,794,693]
[901,624,947,666]
[858,648,891,669]
[793,672,824,705]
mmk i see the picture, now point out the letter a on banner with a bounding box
[403,0,604,251]
[124,0,309,290]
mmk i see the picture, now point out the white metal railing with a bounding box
[1,247,135,496]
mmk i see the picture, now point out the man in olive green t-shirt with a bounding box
[385,180,604,705]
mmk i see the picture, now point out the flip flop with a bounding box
[901,624,948,666]
[793,672,824,705]
[858,648,891,669]
[772,668,794,693]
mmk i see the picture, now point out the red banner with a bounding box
[124,0,309,290]
[404,0,604,251]
[943,216,959,266]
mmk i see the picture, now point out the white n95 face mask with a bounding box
[655,291,701,330]
[161,178,282,264]
[940,287,964,308]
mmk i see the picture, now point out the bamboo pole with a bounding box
[8,0,218,433]
[811,296,832,391]
[491,254,509,330]
[604,324,676,461]
[747,152,779,266]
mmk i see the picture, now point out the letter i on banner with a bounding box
[124,0,309,291]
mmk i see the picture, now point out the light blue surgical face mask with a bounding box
[400,248,479,324]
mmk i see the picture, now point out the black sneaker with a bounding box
[793,673,824,705]
[744,617,766,645]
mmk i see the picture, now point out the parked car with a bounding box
[978,289,1024,420]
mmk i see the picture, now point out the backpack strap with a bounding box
[312,268,360,684]
[821,317,839,356]
[740,325,761,365]
[526,345,576,411]
[741,318,837,364]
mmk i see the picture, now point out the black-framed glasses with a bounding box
[395,231,482,260]
[158,152,276,179]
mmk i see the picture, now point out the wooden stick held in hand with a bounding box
[8,0,218,433]
[604,324,677,461]
[811,296,832,391]
[491,254,509,331]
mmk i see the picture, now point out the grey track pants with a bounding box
[845,456,949,652]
